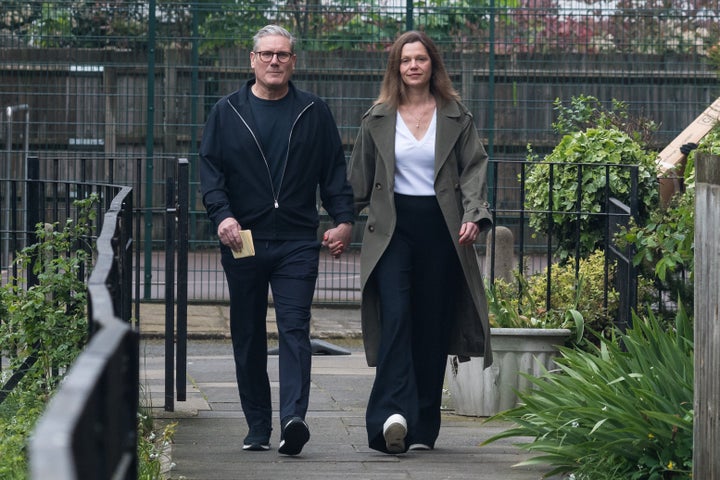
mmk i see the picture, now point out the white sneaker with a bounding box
[382,414,407,453]
[408,443,432,451]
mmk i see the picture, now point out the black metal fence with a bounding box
[29,184,137,480]
[0,1,717,302]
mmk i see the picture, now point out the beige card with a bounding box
[231,229,255,259]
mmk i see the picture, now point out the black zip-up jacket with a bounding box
[200,80,354,241]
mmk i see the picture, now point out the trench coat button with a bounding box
[454,183,460,190]
[374,183,382,190]
[368,225,375,232]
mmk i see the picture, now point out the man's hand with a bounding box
[322,223,352,258]
[218,217,243,252]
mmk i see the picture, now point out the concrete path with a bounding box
[138,304,560,480]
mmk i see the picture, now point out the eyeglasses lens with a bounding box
[257,51,292,63]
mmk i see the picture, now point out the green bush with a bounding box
[617,124,720,314]
[0,197,96,396]
[484,302,694,479]
[0,197,97,477]
[0,195,169,478]
[487,251,617,344]
[524,127,659,261]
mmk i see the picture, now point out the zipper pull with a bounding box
[274,200,279,208]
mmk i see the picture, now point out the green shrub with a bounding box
[617,124,720,314]
[487,251,617,344]
[552,95,658,146]
[0,195,170,477]
[0,196,96,396]
[524,127,659,261]
[484,302,693,479]
[0,196,97,478]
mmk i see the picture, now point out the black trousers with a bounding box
[221,239,320,438]
[366,194,462,453]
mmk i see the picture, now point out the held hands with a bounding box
[322,223,352,258]
[218,217,244,252]
[458,221,479,246]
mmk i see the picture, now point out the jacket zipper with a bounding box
[227,99,314,209]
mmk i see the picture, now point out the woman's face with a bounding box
[399,41,432,89]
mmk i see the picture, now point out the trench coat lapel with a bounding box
[434,101,463,179]
[366,101,464,185]
[365,104,397,185]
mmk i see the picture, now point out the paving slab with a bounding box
[140,338,562,480]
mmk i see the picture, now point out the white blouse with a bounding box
[393,109,437,196]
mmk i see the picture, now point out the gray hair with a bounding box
[253,25,295,52]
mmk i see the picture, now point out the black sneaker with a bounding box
[243,430,270,452]
[278,417,310,456]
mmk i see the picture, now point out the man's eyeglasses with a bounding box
[254,51,294,63]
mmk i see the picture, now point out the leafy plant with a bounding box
[616,124,720,313]
[0,392,46,480]
[0,194,171,477]
[488,250,617,344]
[0,196,97,396]
[137,409,177,480]
[484,302,694,479]
[0,196,98,477]
[552,95,658,146]
[524,126,659,261]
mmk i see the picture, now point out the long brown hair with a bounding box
[375,30,460,108]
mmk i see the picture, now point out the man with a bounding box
[199,24,353,456]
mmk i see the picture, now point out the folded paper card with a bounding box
[231,229,255,259]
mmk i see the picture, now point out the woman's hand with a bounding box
[458,222,479,246]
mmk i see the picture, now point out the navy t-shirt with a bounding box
[248,89,294,192]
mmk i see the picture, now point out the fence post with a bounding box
[693,152,720,479]
[164,174,175,412]
[176,158,188,401]
[26,156,40,287]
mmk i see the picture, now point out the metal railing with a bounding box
[29,185,136,480]
[1,2,716,303]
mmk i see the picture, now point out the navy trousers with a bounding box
[366,194,462,453]
[221,239,320,438]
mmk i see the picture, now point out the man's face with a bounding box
[251,35,296,94]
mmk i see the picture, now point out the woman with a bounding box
[348,30,494,454]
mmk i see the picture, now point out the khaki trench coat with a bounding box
[348,100,494,369]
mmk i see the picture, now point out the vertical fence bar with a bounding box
[121,189,134,325]
[26,156,40,288]
[545,163,554,313]
[405,0,413,31]
[189,4,200,243]
[134,158,142,325]
[164,175,176,412]
[176,159,189,401]
[144,0,157,300]
[574,164,582,275]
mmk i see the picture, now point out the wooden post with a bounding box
[693,152,720,479]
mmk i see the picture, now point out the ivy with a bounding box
[525,126,659,261]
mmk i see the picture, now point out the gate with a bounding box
[606,196,638,332]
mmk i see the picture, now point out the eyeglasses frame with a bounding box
[253,51,295,63]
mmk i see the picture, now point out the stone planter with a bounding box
[446,328,571,417]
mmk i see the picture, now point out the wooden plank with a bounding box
[657,97,720,175]
[693,153,720,479]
